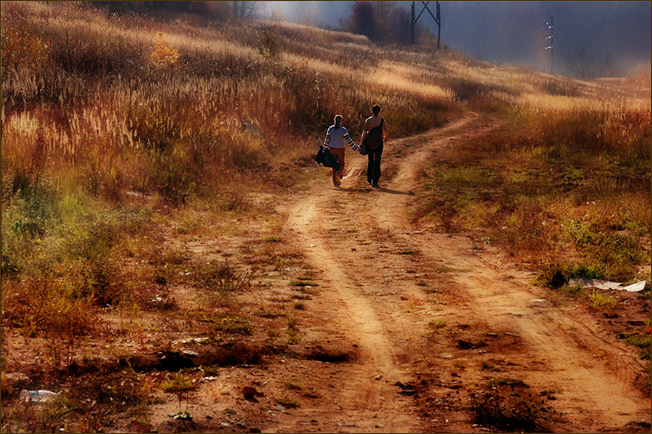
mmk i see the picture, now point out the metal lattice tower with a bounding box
[411,1,441,48]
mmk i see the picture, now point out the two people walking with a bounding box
[321,105,388,188]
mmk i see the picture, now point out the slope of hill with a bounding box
[2,2,650,433]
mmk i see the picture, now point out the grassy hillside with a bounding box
[1,2,650,431]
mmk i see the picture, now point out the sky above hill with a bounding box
[269,1,651,77]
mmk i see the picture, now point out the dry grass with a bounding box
[417,65,650,283]
[2,1,650,431]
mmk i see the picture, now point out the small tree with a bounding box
[566,48,614,79]
[347,1,377,40]
[163,371,198,414]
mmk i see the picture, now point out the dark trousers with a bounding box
[367,145,383,185]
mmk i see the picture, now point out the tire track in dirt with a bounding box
[274,113,485,432]
[367,112,650,431]
[276,111,649,432]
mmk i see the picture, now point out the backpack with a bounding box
[364,118,384,150]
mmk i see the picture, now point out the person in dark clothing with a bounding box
[361,105,388,187]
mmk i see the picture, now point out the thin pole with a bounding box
[436,1,441,49]
[411,1,415,44]
[550,16,554,74]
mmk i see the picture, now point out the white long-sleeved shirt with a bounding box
[323,125,359,151]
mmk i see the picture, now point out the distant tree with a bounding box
[347,1,377,40]
[232,1,266,20]
[345,2,414,46]
[566,48,614,79]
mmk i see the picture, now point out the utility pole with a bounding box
[545,16,554,74]
[411,1,441,48]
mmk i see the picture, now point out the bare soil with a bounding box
[3,113,649,433]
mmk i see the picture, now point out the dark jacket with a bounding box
[315,146,340,171]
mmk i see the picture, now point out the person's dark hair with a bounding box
[372,105,381,115]
[334,114,343,128]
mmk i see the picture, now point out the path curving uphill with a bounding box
[272,112,650,433]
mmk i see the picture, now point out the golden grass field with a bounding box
[1,2,650,432]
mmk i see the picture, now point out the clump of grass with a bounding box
[289,279,317,287]
[195,259,253,293]
[428,319,447,331]
[163,371,198,411]
[284,380,303,391]
[480,361,503,372]
[276,398,299,409]
[487,377,529,388]
[587,290,619,309]
[212,315,253,336]
[470,388,547,432]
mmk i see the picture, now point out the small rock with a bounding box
[242,386,262,401]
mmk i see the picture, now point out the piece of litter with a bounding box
[530,298,546,302]
[20,390,59,403]
[569,278,647,292]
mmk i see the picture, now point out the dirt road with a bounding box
[272,112,650,432]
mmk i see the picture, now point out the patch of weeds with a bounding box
[257,308,283,318]
[416,280,428,287]
[481,361,504,372]
[291,294,311,300]
[625,333,651,359]
[428,319,447,331]
[304,347,353,363]
[212,315,253,335]
[195,258,253,293]
[487,377,529,388]
[536,262,570,289]
[559,284,582,297]
[276,398,299,409]
[470,387,548,432]
[203,365,220,377]
[398,249,417,255]
[626,333,652,348]
[294,302,305,310]
[263,235,280,243]
[286,314,299,345]
[289,279,317,287]
[587,290,619,310]
[197,340,264,366]
[284,380,303,391]
[163,371,198,411]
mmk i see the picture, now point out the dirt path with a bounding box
[272,112,650,432]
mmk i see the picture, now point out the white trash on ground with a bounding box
[20,390,59,403]
[569,278,647,292]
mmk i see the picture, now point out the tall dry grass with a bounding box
[1,0,460,373]
[418,75,650,282]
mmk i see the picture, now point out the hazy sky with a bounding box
[270,1,651,76]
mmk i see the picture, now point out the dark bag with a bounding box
[363,118,384,150]
[315,147,341,171]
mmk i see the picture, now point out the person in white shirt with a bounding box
[322,114,359,187]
